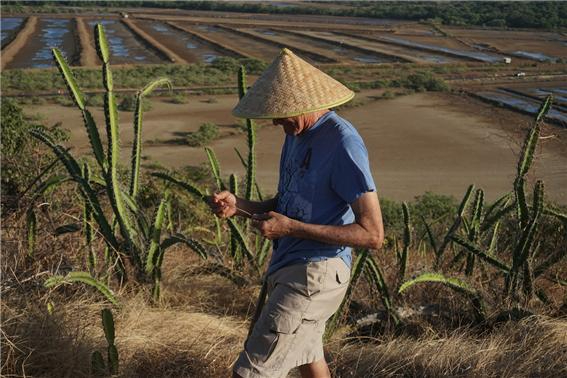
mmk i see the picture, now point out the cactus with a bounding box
[326,249,368,338]
[45,271,118,305]
[465,188,484,276]
[435,184,475,267]
[366,254,399,325]
[399,272,485,323]
[30,24,177,288]
[205,147,225,191]
[91,309,119,375]
[229,174,241,262]
[26,208,36,257]
[238,66,257,201]
[398,202,411,281]
[130,78,171,197]
[82,162,96,272]
[145,191,171,274]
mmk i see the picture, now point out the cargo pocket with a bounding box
[248,312,301,369]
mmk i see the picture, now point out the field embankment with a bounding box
[1,16,37,70]
[75,17,99,67]
[121,18,187,64]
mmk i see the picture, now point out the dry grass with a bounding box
[1,292,247,377]
[1,202,565,377]
[329,316,567,377]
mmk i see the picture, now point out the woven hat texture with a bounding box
[233,48,354,119]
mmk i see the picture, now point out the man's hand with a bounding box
[251,211,295,239]
[209,191,237,218]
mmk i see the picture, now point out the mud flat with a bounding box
[1,17,24,48]
[295,30,456,64]
[245,28,397,64]
[131,21,224,64]
[174,22,279,61]
[166,22,251,60]
[122,19,186,64]
[217,26,336,64]
[445,27,567,62]
[4,17,79,69]
[23,91,567,204]
[84,18,164,65]
[474,90,567,127]
[1,16,38,69]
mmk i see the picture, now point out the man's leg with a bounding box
[299,359,331,378]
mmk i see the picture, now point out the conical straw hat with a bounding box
[233,48,354,119]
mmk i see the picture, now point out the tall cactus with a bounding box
[229,174,241,262]
[398,202,411,281]
[82,162,96,273]
[465,188,484,276]
[32,24,178,288]
[130,78,172,197]
[91,308,119,375]
[514,95,552,229]
[95,25,139,261]
[238,66,257,200]
[435,184,475,268]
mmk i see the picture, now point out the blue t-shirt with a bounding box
[267,111,376,275]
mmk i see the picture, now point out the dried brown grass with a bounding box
[328,316,567,378]
[1,292,247,377]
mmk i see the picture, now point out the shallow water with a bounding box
[146,21,221,63]
[381,36,503,63]
[32,19,73,68]
[87,20,129,58]
[1,17,23,44]
[511,51,557,62]
[477,91,567,125]
[87,19,162,64]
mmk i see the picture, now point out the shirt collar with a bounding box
[301,110,334,136]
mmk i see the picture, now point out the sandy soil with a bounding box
[25,90,567,204]
[75,17,98,67]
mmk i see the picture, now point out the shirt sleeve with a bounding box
[330,135,376,204]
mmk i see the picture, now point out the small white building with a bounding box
[503,57,512,64]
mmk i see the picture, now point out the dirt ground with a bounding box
[25,90,567,204]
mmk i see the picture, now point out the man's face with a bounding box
[272,116,304,136]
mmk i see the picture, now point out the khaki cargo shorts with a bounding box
[234,257,350,378]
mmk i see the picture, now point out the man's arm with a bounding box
[209,191,278,218]
[252,191,384,250]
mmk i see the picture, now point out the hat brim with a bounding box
[232,91,355,119]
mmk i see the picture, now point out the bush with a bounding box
[395,71,448,92]
[186,123,219,147]
[118,95,152,112]
[169,94,188,104]
[1,99,68,207]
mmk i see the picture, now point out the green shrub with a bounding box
[1,99,68,204]
[186,122,219,147]
[395,71,448,92]
[118,95,152,112]
[169,94,188,104]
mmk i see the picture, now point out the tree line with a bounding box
[5,1,566,29]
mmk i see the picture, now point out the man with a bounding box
[209,49,384,378]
